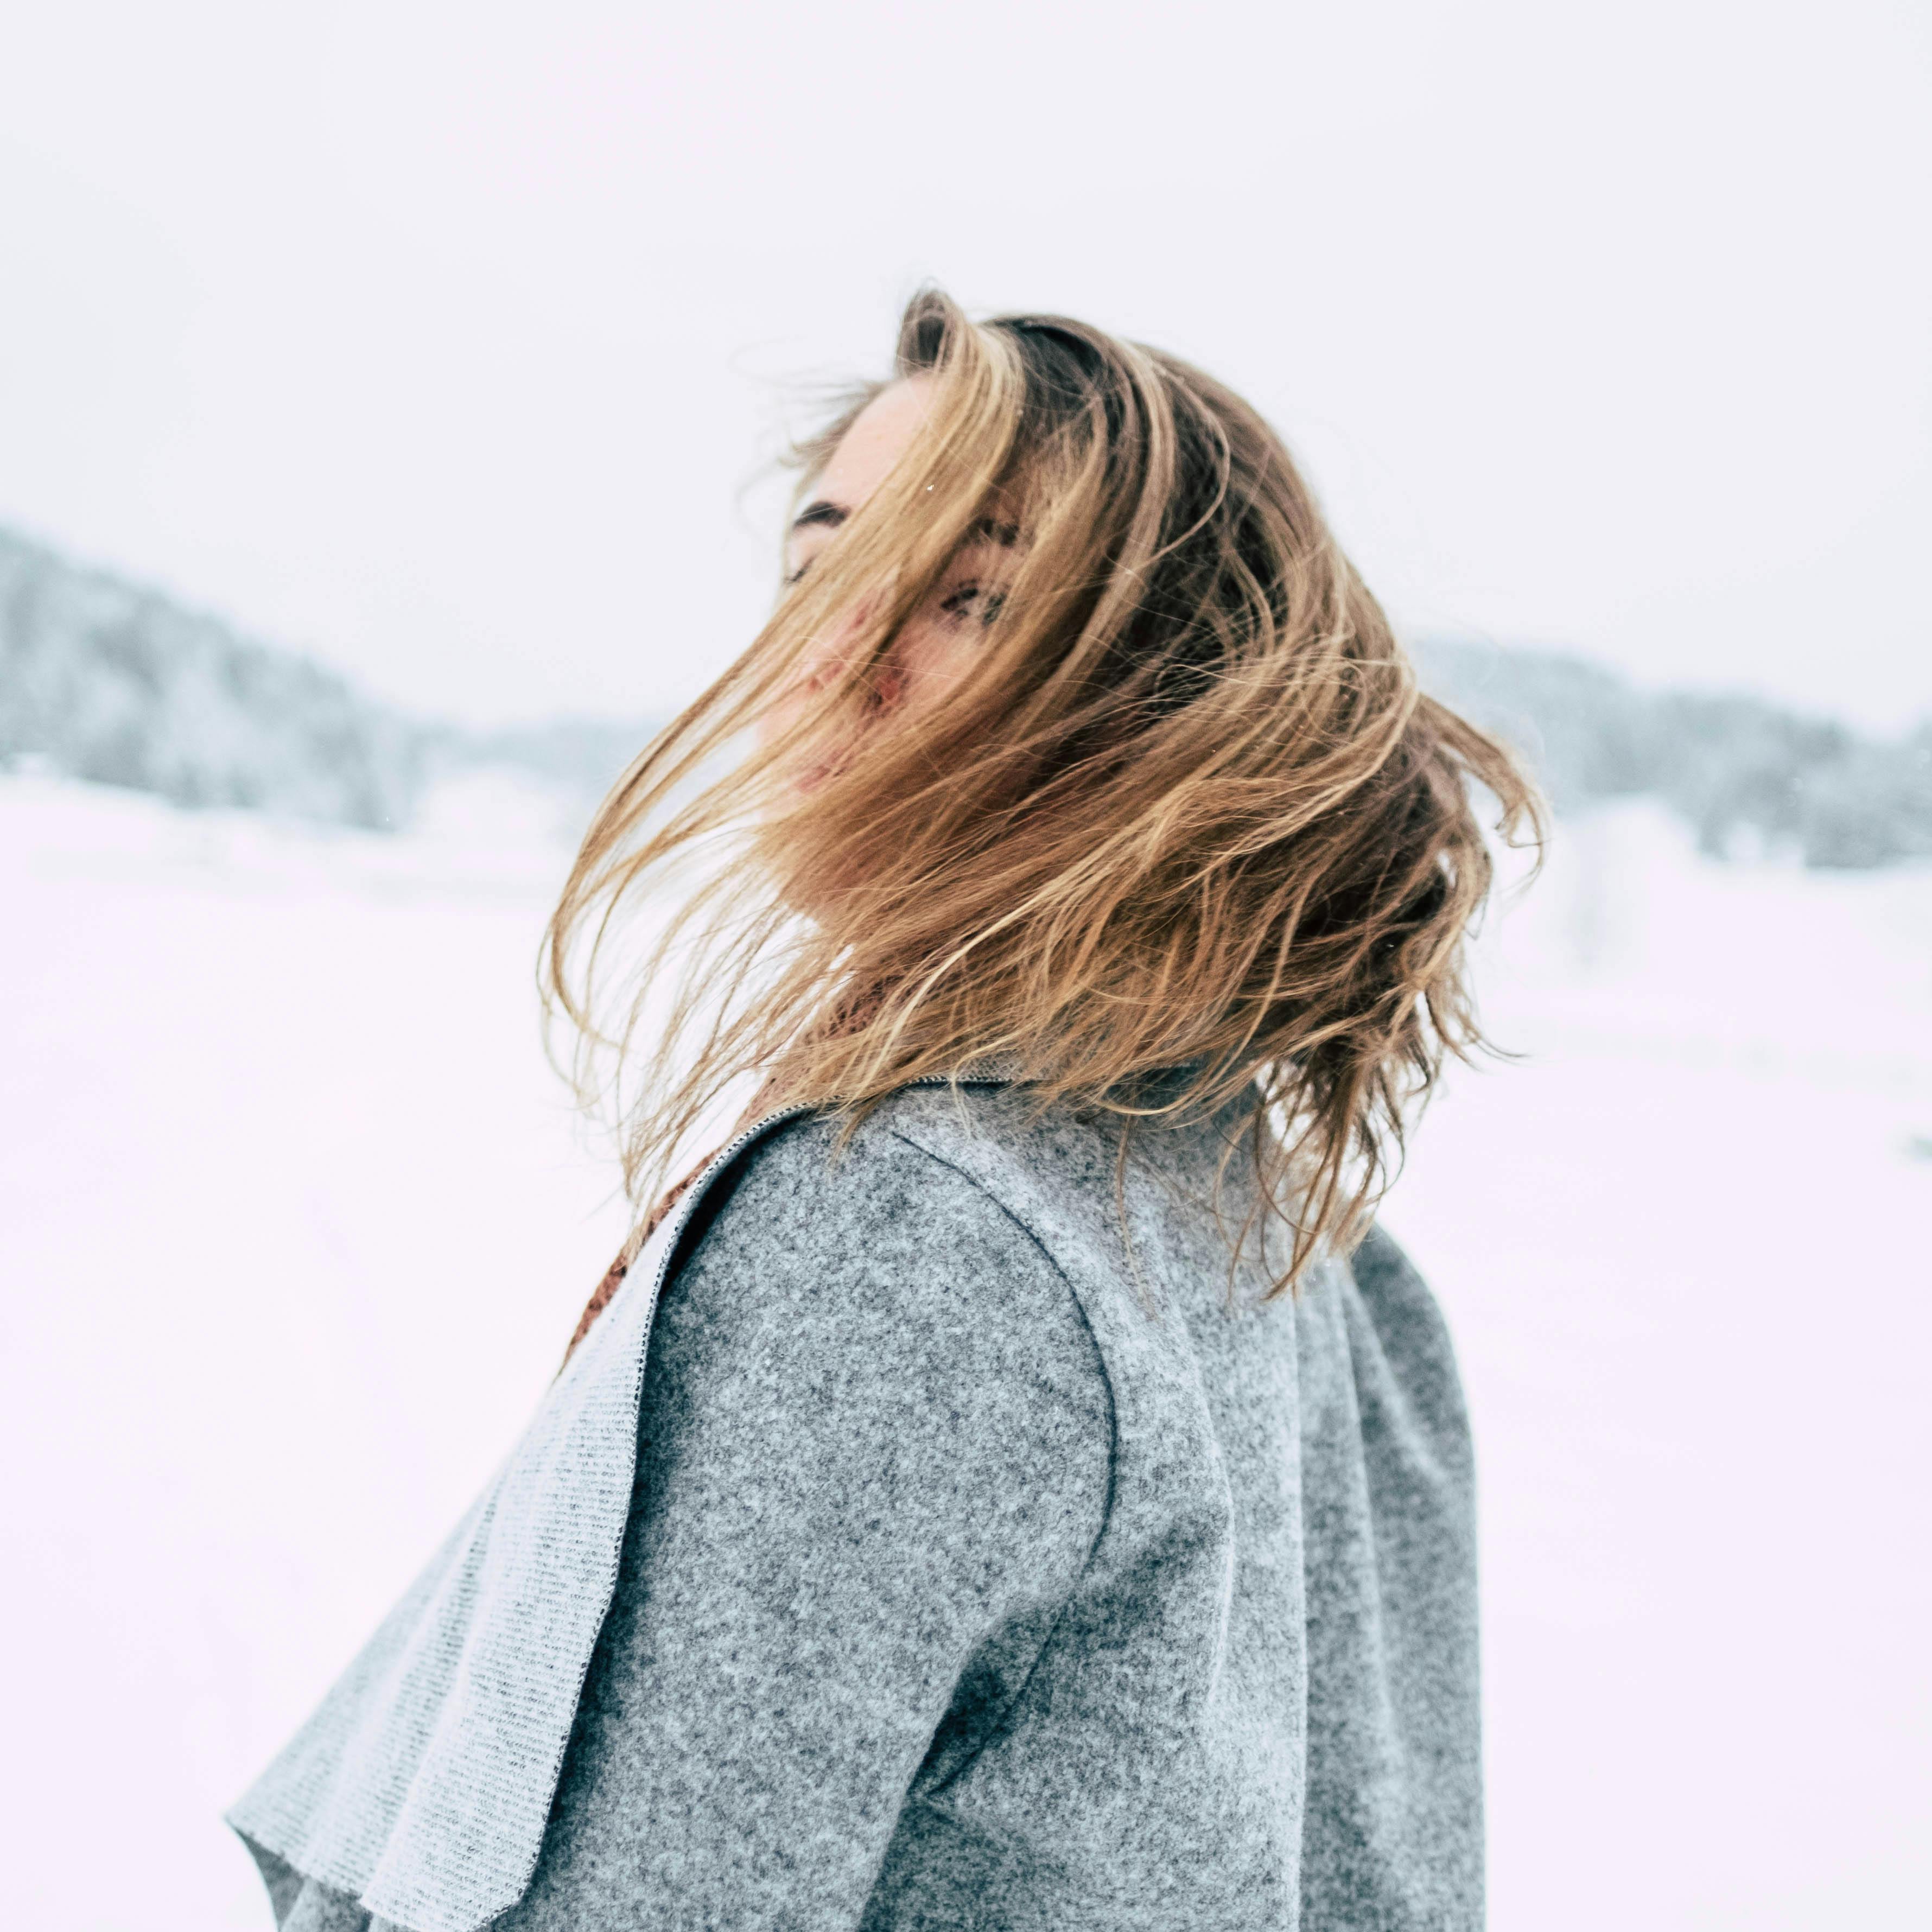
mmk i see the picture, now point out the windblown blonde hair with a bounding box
[543,287,1543,1305]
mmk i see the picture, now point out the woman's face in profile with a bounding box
[764,377,1019,772]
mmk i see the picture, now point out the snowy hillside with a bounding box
[0,526,426,828]
[1415,634,1932,868]
[5,519,1929,871]
[0,524,657,832]
[1,770,1926,1932]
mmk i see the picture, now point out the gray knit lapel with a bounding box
[225,1103,811,1932]
[225,1064,1032,1932]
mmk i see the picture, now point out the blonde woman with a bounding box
[227,290,1540,1932]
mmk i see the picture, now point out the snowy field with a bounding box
[2,770,1927,1930]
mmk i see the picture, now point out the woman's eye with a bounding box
[938,583,1006,627]
[784,562,810,587]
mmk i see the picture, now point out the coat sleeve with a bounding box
[491,1118,1115,1932]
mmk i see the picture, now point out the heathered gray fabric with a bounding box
[230,1073,1482,1931]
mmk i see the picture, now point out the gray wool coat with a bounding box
[226,1064,1483,1931]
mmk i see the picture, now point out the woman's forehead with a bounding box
[814,379,934,513]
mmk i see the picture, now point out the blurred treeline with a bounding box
[0,525,648,831]
[1414,638,1932,869]
[2,522,1927,868]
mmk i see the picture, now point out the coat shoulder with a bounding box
[662,1089,1103,1361]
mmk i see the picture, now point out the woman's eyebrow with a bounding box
[791,499,849,532]
[791,502,1018,544]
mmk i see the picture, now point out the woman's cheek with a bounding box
[886,617,967,713]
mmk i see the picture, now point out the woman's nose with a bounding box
[802,596,879,690]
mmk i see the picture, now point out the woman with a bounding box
[227,289,1540,1932]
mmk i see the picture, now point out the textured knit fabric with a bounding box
[229,1073,1482,1931]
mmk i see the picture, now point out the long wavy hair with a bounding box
[542,287,1543,1306]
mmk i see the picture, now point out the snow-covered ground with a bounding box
[2,771,1927,1930]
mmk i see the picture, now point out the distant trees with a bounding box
[0,526,424,829]
[1414,638,1932,869]
[0,526,656,834]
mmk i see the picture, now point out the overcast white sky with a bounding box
[2,1,1927,731]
